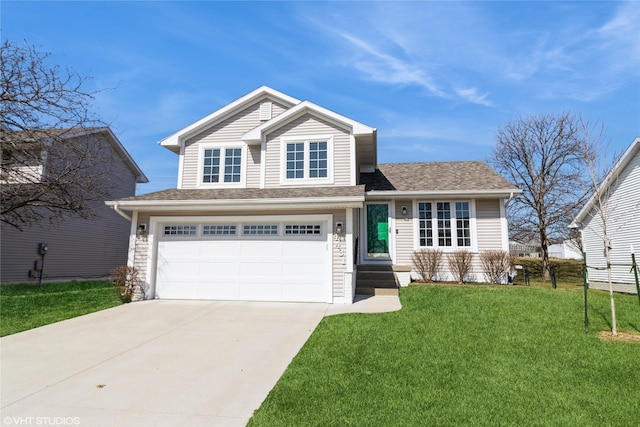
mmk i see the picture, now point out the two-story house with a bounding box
[108,86,520,303]
[2,127,148,283]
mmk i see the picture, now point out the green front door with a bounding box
[366,203,389,258]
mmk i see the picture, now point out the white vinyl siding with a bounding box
[264,114,352,188]
[582,149,640,292]
[180,97,290,189]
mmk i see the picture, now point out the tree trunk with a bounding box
[604,238,618,336]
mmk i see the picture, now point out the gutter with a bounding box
[107,202,132,222]
[365,189,523,199]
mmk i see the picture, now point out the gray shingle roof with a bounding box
[360,161,519,192]
[119,185,365,202]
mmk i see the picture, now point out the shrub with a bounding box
[110,265,141,303]
[480,250,511,284]
[447,250,474,283]
[412,249,444,282]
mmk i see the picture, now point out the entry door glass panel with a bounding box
[367,204,389,258]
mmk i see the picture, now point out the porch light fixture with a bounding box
[401,206,408,216]
[335,222,343,234]
[137,224,147,236]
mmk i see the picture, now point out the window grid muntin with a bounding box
[202,149,221,183]
[456,202,471,247]
[285,224,321,235]
[437,202,452,247]
[243,224,279,235]
[164,225,197,236]
[203,225,237,235]
[418,202,433,247]
[309,141,328,178]
[223,148,242,183]
[286,143,304,179]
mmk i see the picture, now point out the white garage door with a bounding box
[154,216,332,303]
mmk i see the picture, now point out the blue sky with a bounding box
[3,1,639,194]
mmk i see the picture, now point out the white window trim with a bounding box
[197,142,246,188]
[413,200,478,252]
[279,135,334,186]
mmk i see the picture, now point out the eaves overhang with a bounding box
[242,101,376,144]
[364,189,523,200]
[106,195,365,212]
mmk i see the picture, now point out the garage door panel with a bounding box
[155,217,331,303]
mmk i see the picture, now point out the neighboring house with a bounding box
[571,136,640,294]
[107,86,520,304]
[1,127,148,283]
[548,240,582,260]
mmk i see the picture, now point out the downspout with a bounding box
[112,203,132,222]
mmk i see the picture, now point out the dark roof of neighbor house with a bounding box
[118,185,366,202]
[360,161,519,192]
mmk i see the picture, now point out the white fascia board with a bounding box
[365,189,523,200]
[571,136,640,228]
[159,86,301,150]
[243,101,376,143]
[106,196,365,212]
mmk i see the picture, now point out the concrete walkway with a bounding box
[0,296,400,427]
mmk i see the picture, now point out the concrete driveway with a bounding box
[1,297,400,427]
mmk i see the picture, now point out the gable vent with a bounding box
[259,101,272,121]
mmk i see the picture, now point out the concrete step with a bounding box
[355,286,399,296]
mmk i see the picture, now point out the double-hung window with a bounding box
[418,201,472,248]
[281,136,332,184]
[201,145,244,186]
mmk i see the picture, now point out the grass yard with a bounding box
[0,280,123,337]
[249,285,640,426]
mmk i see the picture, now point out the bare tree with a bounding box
[491,113,588,281]
[574,120,621,336]
[1,40,113,230]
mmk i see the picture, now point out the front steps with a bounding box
[355,265,399,296]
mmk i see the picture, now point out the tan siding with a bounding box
[263,114,352,188]
[180,97,292,189]
[476,199,504,251]
[394,200,415,266]
[246,145,261,187]
[582,150,640,289]
[1,137,138,283]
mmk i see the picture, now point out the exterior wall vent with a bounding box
[259,102,272,121]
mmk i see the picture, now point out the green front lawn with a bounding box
[0,280,123,337]
[249,285,640,426]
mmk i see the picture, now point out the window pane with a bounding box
[309,141,327,179]
[437,202,451,246]
[286,143,304,179]
[224,148,241,183]
[202,149,220,183]
[418,202,433,246]
[456,202,471,247]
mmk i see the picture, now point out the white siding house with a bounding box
[571,137,640,294]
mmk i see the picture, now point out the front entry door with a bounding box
[366,203,390,259]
